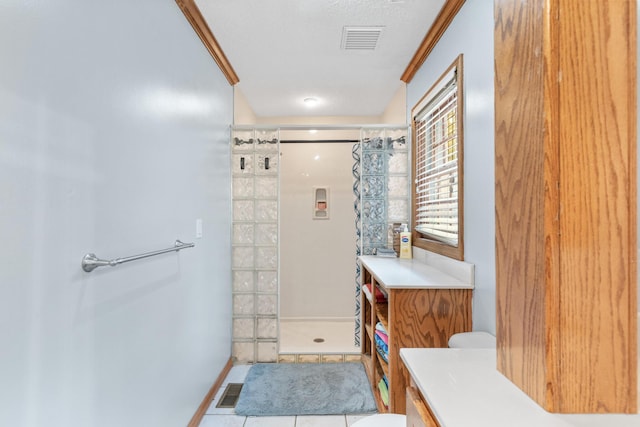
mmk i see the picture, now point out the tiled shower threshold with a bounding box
[278,319,361,363]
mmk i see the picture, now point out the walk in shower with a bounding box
[230,126,409,363]
[279,140,358,359]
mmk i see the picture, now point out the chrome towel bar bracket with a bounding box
[81,240,195,273]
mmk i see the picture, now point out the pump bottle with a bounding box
[399,224,412,259]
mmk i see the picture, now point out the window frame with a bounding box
[411,54,464,260]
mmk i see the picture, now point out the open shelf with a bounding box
[359,256,473,414]
[375,303,389,330]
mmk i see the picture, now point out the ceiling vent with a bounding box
[341,26,384,50]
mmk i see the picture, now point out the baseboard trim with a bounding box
[187,357,234,427]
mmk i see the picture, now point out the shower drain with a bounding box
[313,338,325,343]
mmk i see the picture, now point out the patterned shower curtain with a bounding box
[353,127,409,346]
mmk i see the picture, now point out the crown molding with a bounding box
[401,0,466,83]
[176,0,239,85]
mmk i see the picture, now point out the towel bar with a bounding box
[81,240,194,273]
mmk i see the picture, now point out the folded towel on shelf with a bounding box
[362,286,374,303]
[374,334,388,361]
[378,378,389,407]
[375,329,388,346]
[363,283,387,303]
[374,333,388,353]
[375,321,388,335]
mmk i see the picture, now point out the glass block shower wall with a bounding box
[231,126,408,360]
[353,127,409,346]
[231,128,279,363]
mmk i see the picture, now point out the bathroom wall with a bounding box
[234,88,257,124]
[257,116,387,323]
[406,0,496,334]
[0,1,233,426]
[260,115,382,142]
[280,142,357,319]
[381,83,407,124]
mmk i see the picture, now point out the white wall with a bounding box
[256,115,382,125]
[280,143,357,319]
[0,1,233,426]
[381,83,407,125]
[234,87,257,125]
[406,0,496,334]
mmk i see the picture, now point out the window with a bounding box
[411,55,463,260]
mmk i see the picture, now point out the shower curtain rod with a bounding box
[280,139,359,144]
[231,124,408,131]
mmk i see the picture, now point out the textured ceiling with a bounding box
[196,0,445,118]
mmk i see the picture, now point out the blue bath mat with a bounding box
[235,362,377,416]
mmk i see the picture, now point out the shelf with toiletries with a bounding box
[359,254,474,414]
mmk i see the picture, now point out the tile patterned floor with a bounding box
[199,365,374,427]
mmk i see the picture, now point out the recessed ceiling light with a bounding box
[309,129,318,134]
[303,97,318,107]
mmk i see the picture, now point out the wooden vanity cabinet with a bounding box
[406,381,440,427]
[359,255,472,414]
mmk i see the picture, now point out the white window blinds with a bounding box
[413,69,459,246]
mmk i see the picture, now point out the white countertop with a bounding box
[400,348,640,427]
[359,256,473,289]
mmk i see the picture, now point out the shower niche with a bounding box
[312,186,329,219]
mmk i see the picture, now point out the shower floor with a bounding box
[279,319,361,356]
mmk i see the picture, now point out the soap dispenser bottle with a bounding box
[399,224,412,259]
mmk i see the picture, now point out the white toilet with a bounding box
[447,331,496,348]
[351,414,406,427]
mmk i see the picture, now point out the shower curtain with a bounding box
[352,127,409,346]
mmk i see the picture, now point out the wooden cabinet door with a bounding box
[406,386,440,427]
